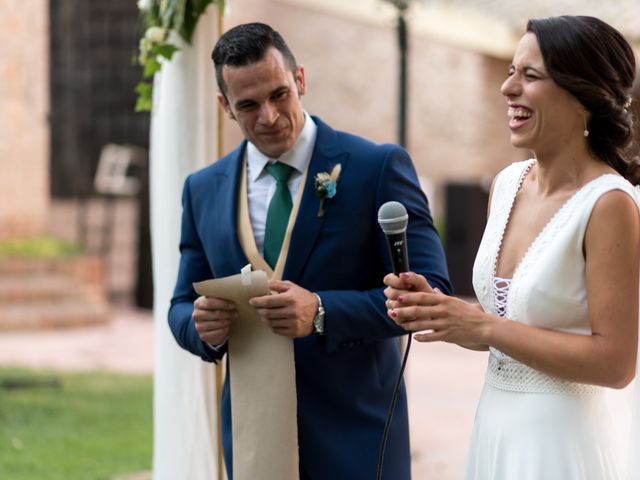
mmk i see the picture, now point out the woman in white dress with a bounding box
[384,16,640,479]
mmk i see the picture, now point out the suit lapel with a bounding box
[283,118,349,282]
[211,142,251,275]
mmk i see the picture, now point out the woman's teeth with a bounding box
[508,107,532,119]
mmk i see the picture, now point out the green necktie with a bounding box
[263,162,294,268]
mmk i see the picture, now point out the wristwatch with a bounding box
[312,293,325,335]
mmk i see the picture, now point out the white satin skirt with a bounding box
[465,355,625,480]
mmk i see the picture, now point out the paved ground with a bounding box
[407,339,486,478]
[0,306,154,373]
[0,306,487,479]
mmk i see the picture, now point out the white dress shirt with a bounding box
[246,112,317,254]
[207,114,318,352]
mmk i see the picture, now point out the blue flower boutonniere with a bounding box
[314,164,342,217]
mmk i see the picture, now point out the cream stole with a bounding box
[229,158,309,480]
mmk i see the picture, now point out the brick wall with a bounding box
[0,0,49,239]
[221,0,529,218]
[0,0,528,239]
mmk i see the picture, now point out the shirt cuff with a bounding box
[205,342,225,352]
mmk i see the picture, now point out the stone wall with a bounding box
[0,0,49,239]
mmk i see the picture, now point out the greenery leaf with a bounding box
[136,0,224,113]
[153,42,180,60]
[135,95,152,113]
[172,0,189,39]
[143,56,162,77]
[180,0,216,42]
[135,81,152,96]
[160,0,178,30]
[135,81,153,112]
[180,0,197,43]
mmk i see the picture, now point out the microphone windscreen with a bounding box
[378,201,408,234]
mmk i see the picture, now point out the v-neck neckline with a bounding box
[492,160,613,282]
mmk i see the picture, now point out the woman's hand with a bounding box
[383,271,434,303]
[383,271,491,349]
[387,289,490,346]
[396,293,490,344]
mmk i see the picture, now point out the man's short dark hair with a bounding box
[212,22,298,95]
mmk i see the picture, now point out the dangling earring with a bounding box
[583,114,589,137]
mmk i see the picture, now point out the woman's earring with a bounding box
[583,115,589,137]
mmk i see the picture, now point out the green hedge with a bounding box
[0,237,82,258]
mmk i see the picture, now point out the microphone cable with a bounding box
[375,333,412,480]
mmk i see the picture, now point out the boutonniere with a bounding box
[314,164,342,217]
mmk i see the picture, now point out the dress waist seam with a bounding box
[486,353,604,395]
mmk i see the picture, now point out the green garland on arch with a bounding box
[135,0,226,112]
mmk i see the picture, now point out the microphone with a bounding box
[377,201,410,274]
[376,200,412,480]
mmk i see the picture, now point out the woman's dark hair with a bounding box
[211,22,297,96]
[527,16,640,184]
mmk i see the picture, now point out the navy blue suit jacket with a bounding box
[169,117,451,479]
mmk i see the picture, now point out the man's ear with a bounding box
[217,93,236,120]
[295,65,306,97]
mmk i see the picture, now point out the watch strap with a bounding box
[312,293,325,335]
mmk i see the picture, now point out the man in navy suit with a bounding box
[169,22,451,480]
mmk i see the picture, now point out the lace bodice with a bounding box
[473,159,640,332]
[474,160,640,394]
[493,277,511,318]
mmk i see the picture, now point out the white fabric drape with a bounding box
[150,6,220,480]
[608,357,639,479]
[628,348,640,478]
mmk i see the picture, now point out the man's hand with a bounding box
[249,280,318,338]
[192,296,237,346]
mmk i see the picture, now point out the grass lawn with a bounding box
[0,368,152,480]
